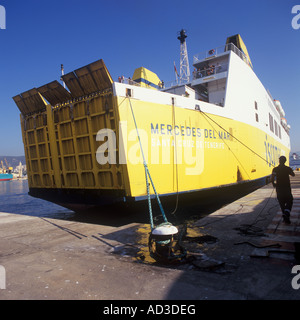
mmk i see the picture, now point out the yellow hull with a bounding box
[17,91,288,206]
[13,58,290,208]
[117,96,289,198]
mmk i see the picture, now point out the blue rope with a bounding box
[127,97,187,262]
[144,164,154,229]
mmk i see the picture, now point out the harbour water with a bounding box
[290,159,300,170]
[0,179,74,219]
[0,159,299,223]
[0,178,244,225]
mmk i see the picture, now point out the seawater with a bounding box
[290,159,300,170]
[0,179,74,219]
[0,160,299,222]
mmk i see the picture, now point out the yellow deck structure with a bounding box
[132,67,162,89]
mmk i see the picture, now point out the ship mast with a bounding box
[61,64,66,88]
[177,29,190,83]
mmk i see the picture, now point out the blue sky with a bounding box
[0,0,299,155]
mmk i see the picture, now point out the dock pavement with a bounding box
[0,173,299,302]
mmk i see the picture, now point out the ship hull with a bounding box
[16,89,289,211]
[114,90,289,200]
[13,57,290,213]
[0,173,13,181]
[28,175,269,212]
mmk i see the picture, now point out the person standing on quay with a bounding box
[271,155,295,224]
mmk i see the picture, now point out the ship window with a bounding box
[254,101,258,110]
[269,113,274,132]
[255,113,259,122]
[274,121,278,136]
[126,88,132,97]
[278,126,281,139]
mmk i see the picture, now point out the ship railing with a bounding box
[117,77,141,86]
[116,77,166,89]
[193,43,250,66]
[192,62,228,80]
[162,79,189,89]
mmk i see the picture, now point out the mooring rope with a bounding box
[198,109,275,168]
[127,96,168,230]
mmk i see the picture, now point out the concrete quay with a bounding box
[0,173,300,300]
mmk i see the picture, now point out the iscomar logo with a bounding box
[0,5,5,29]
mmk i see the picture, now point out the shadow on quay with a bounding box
[68,181,266,227]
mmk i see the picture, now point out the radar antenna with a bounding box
[177,29,190,83]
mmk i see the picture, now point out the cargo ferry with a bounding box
[13,34,291,211]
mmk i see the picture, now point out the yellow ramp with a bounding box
[62,59,113,98]
[13,88,47,115]
[13,94,31,115]
[61,71,86,97]
[38,80,73,106]
[75,59,113,94]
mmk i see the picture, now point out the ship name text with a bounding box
[151,123,230,140]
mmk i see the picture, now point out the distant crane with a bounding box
[4,158,12,173]
[177,29,190,84]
